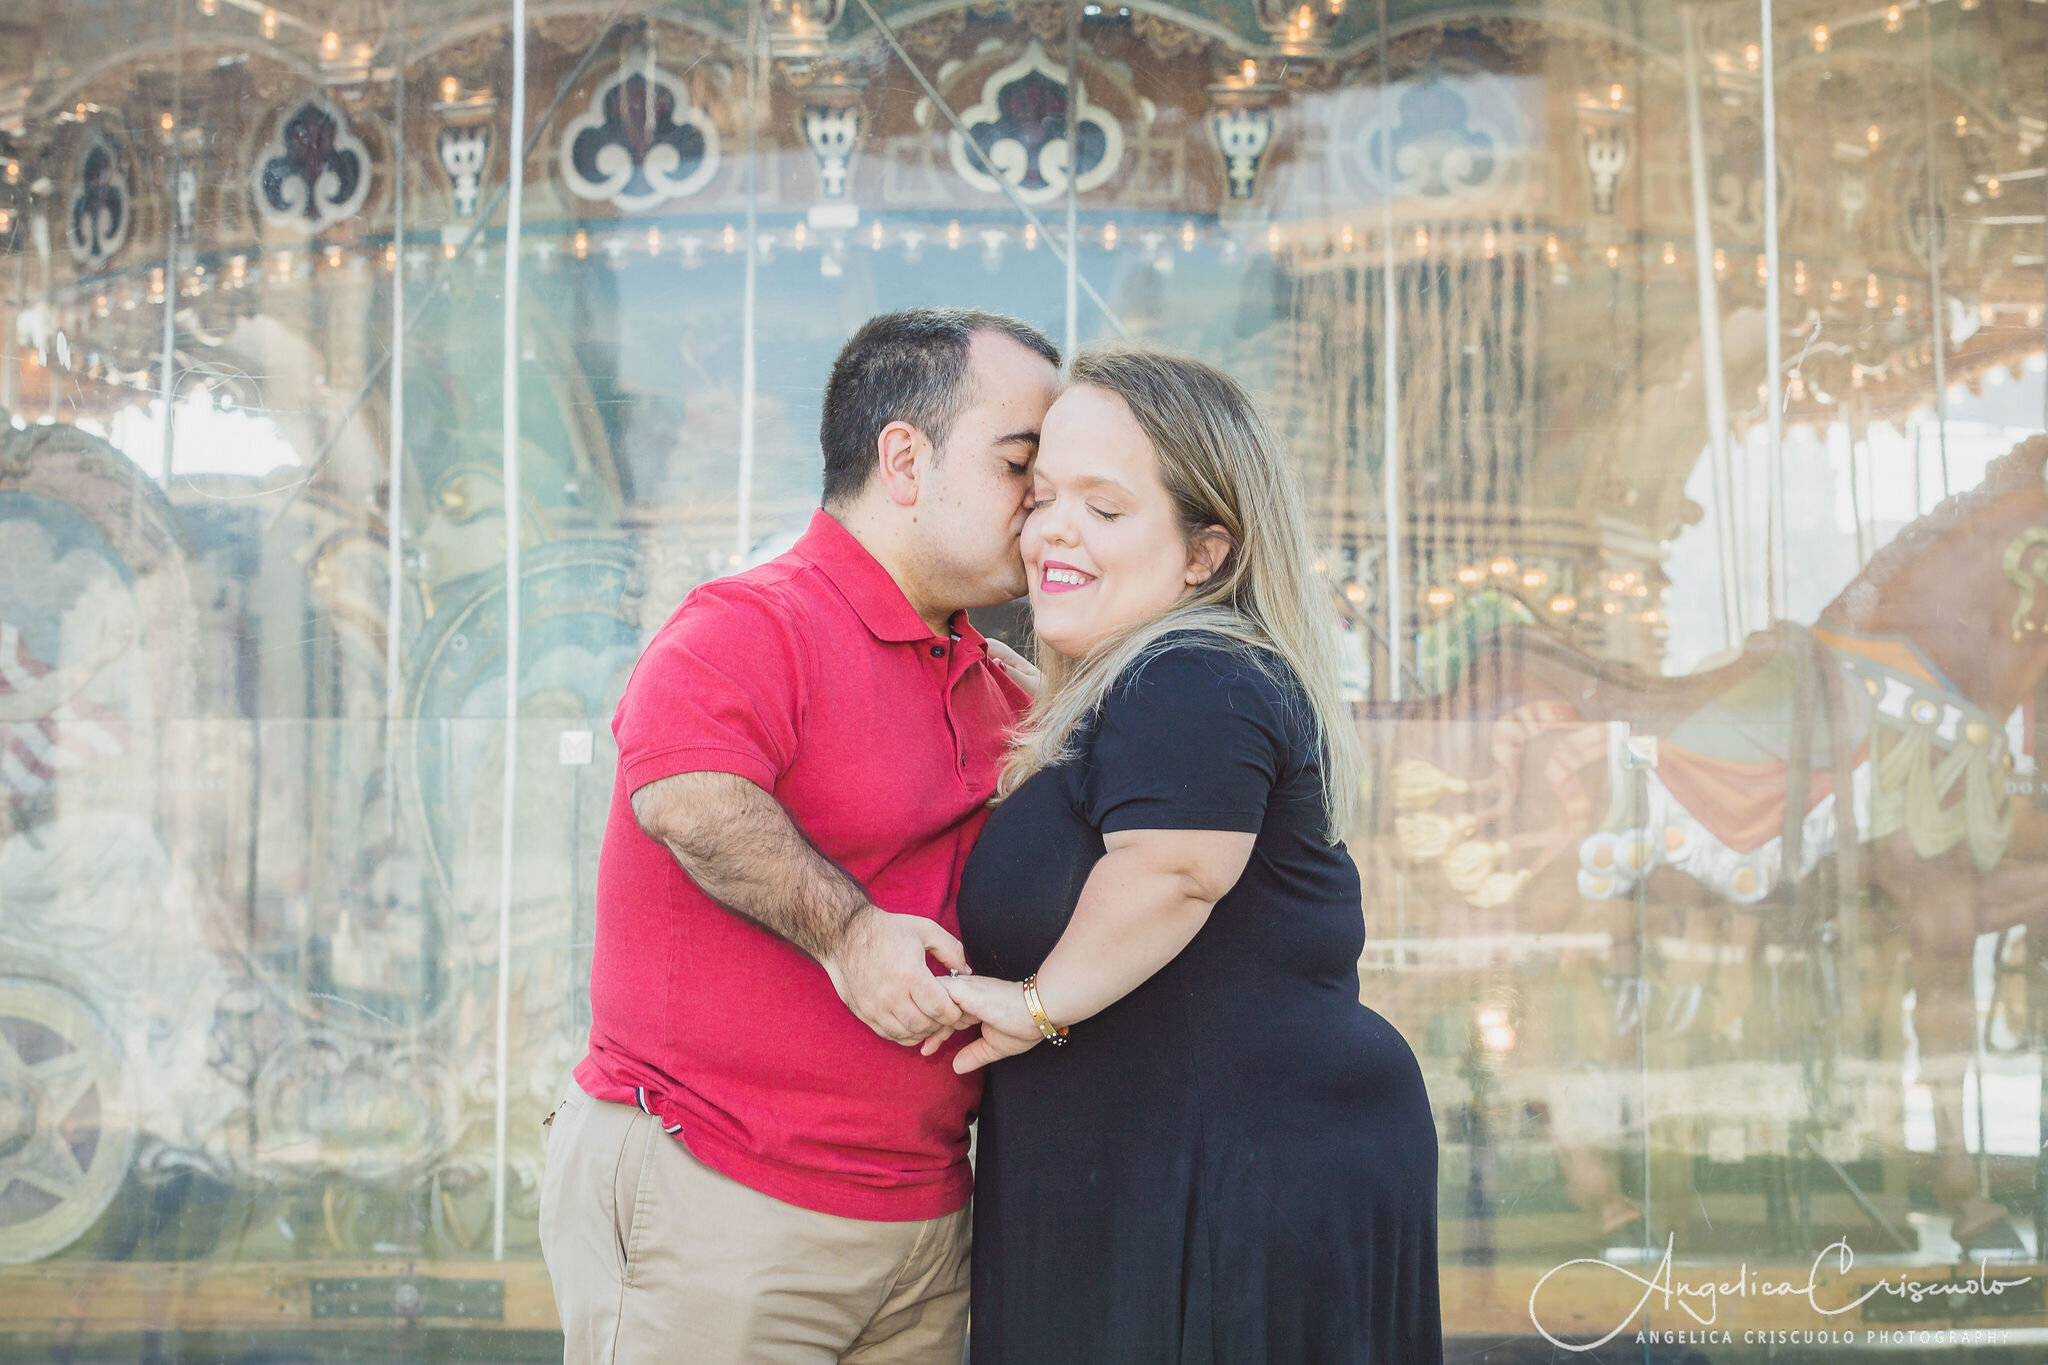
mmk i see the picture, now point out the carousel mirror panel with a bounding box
[0,0,2042,1358]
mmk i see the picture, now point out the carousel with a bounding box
[0,0,2044,1354]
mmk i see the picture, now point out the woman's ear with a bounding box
[1185,525,1236,587]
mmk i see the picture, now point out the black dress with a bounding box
[957,639,1442,1365]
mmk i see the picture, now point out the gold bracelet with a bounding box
[1021,974,1069,1046]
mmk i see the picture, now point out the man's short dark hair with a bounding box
[820,308,1060,508]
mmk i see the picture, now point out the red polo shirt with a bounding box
[575,509,1028,1221]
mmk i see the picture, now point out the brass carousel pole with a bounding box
[157,0,185,488]
[1920,0,1950,499]
[1681,4,1744,648]
[491,0,530,1264]
[385,2,408,836]
[1760,0,1786,624]
[1064,0,1079,363]
[1376,0,1404,701]
[737,2,762,564]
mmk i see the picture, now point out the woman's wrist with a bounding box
[1021,973,1070,1045]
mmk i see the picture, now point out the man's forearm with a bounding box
[631,772,868,962]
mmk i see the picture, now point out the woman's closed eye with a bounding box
[1090,505,1122,523]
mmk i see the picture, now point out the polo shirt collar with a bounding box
[797,508,958,644]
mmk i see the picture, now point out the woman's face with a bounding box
[1022,384,1223,659]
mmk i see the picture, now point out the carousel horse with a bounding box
[1359,433,2048,1254]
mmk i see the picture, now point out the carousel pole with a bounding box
[1681,4,1744,648]
[736,3,762,564]
[1920,0,1951,500]
[385,0,408,835]
[1376,0,1404,701]
[490,0,529,1265]
[1759,0,1786,625]
[157,0,185,488]
[1064,0,1079,363]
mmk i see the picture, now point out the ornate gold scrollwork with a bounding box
[2001,527,2048,641]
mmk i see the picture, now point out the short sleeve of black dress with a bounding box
[1079,642,1293,837]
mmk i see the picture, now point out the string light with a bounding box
[1413,226,1428,251]
[322,30,340,59]
[1661,241,1676,266]
[1810,25,1828,53]
[1866,123,1882,150]
[1482,227,1496,258]
[1604,244,1619,268]
[1241,59,1257,83]
[1755,253,1768,283]
[1102,222,1119,250]
[647,226,662,256]
[1544,234,1559,261]
[791,222,808,250]
[870,220,885,250]
[1181,220,1196,251]
[1608,83,1625,109]
[1023,222,1038,251]
[384,243,396,269]
[261,8,277,39]
[326,244,343,268]
[1954,114,1968,137]
[722,224,736,252]
[574,229,589,259]
[441,76,460,103]
[1714,247,1728,278]
[1986,176,2001,198]
[1792,260,1808,294]
[1339,224,1355,251]
[1547,594,1577,615]
[198,0,216,13]
[1744,44,1761,71]
[947,220,962,250]
[1267,223,1281,252]
[1423,586,1456,610]
[442,241,457,259]
[160,112,175,132]
[1885,5,1902,33]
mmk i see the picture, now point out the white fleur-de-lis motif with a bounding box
[1582,123,1628,215]
[1211,106,1274,201]
[802,105,861,200]
[437,126,491,219]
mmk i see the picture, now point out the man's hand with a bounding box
[822,907,973,1046]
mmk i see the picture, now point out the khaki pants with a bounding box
[537,1081,970,1365]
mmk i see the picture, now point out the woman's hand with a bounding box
[984,639,1044,699]
[939,974,1044,1073]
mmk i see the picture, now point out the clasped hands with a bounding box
[821,905,1044,1074]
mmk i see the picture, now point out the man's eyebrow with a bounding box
[993,430,1041,447]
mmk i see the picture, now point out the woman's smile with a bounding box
[1039,560,1097,593]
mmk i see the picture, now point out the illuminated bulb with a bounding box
[1103,222,1119,250]
[1755,253,1768,282]
[870,221,884,250]
[946,220,962,250]
[442,241,456,259]
[574,229,589,259]
[1955,114,1968,136]
[1455,565,1485,586]
[1643,610,1661,625]
[722,224,736,252]
[0,211,10,233]
[1851,368,1866,389]
[1605,245,1619,268]
[198,0,217,13]
[1482,228,1497,258]
[1986,176,2001,198]
[1811,25,1828,53]
[1242,59,1257,83]
[1866,124,1882,149]
[322,30,340,58]
[1744,44,1761,71]
[1423,587,1456,610]
[1608,83,1624,109]
[1886,5,1903,32]
[1413,226,1428,251]
[1793,260,1807,293]
[1549,595,1576,614]
[1340,224,1355,251]
[1865,273,1881,304]
[160,112,175,131]
[1520,569,1548,590]
[229,255,247,285]
[3,161,16,184]
[1661,241,1676,266]
[1960,0,1978,10]
[792,222,808,250]
[1181,221,1196,251]
[1489,557,1516,577]
[261,8,277,39]
[383,243,396,268]
[1830,278,1845,299]
[442,76,460,103]
[326,244,342,268]
[1602,600,1621,616]
[1267,223,1282,252]
[1544,234,1558,260]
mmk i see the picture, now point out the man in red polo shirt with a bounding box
[538,309,1058,1364]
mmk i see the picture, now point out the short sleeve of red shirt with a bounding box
[613,581,811,797]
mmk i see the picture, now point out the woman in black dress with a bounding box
[944,348,1442,1365]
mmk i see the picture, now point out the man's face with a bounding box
[911,330,1061,611]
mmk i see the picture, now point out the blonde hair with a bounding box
[997,347,1362,841]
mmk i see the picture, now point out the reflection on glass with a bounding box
[0,0,2043,1357]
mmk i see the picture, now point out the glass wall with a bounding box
[0,0,2043,1358]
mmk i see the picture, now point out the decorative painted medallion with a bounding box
[65,132,130,270]
[1340,66,1524,205]
[437,125,491,219]
[254,98,372,232]
[558,50,718,211]
[947,42,1123,205]
[1210,106,1274,201]
[802,103,861,200]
